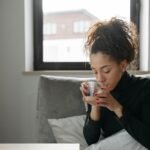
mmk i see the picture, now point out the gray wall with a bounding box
[0,0,39,142]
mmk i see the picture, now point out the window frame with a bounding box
[33,0,140,70]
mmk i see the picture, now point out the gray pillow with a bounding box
[48,115,88,150]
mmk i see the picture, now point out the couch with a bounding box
[37,73,150,148]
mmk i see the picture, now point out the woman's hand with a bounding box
[95,90,123,118]
[80,81,99,106]
[80,81,101,121]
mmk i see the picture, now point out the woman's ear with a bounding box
[120,60,128,72]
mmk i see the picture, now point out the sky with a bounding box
[43,0,130,21]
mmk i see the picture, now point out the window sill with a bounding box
[23,70,93,77]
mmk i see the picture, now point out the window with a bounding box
[33,0,140,70]
[43,23,57,35]
[73,21,90,33]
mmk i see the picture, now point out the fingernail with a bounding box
[96,99,99,102]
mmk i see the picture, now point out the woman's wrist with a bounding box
[90,105,101,121]
[114,105,123,118]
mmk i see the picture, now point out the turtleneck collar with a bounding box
[111,71,132,94]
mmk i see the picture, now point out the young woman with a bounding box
[80,17,150,149]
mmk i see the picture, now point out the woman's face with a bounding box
[90,52,127,91]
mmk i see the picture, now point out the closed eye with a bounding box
[103,69,111,73]
[102,67,111,73]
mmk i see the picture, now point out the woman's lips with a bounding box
[98,83,109,90]
[100,85,109,90]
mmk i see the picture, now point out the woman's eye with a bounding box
[103,69,111,73]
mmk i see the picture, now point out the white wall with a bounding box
[140,0,150,70]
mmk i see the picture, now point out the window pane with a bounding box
[43,0,130,63]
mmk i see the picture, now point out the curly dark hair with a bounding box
[84,17,138,64]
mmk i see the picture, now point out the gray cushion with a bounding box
[37,75,90,142]
[48,115,88,150]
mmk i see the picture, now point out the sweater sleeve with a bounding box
[83,104,102,145]
[119,95,150,149]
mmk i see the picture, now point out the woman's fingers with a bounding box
[80,82,89,96]
[95,90,108,98]
[83,96,95,102]
[82,95,109,107]
[96,102,108,107]
[80,86,88,96]
[82,96,97,106]
[80,81,110,107]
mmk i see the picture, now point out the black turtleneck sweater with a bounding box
[83,71,150,149]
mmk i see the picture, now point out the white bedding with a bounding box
[48,115,148,150]
[85,129,148,150]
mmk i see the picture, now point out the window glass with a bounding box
[42,0,130,63]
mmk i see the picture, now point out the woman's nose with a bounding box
[97,73,105,83]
